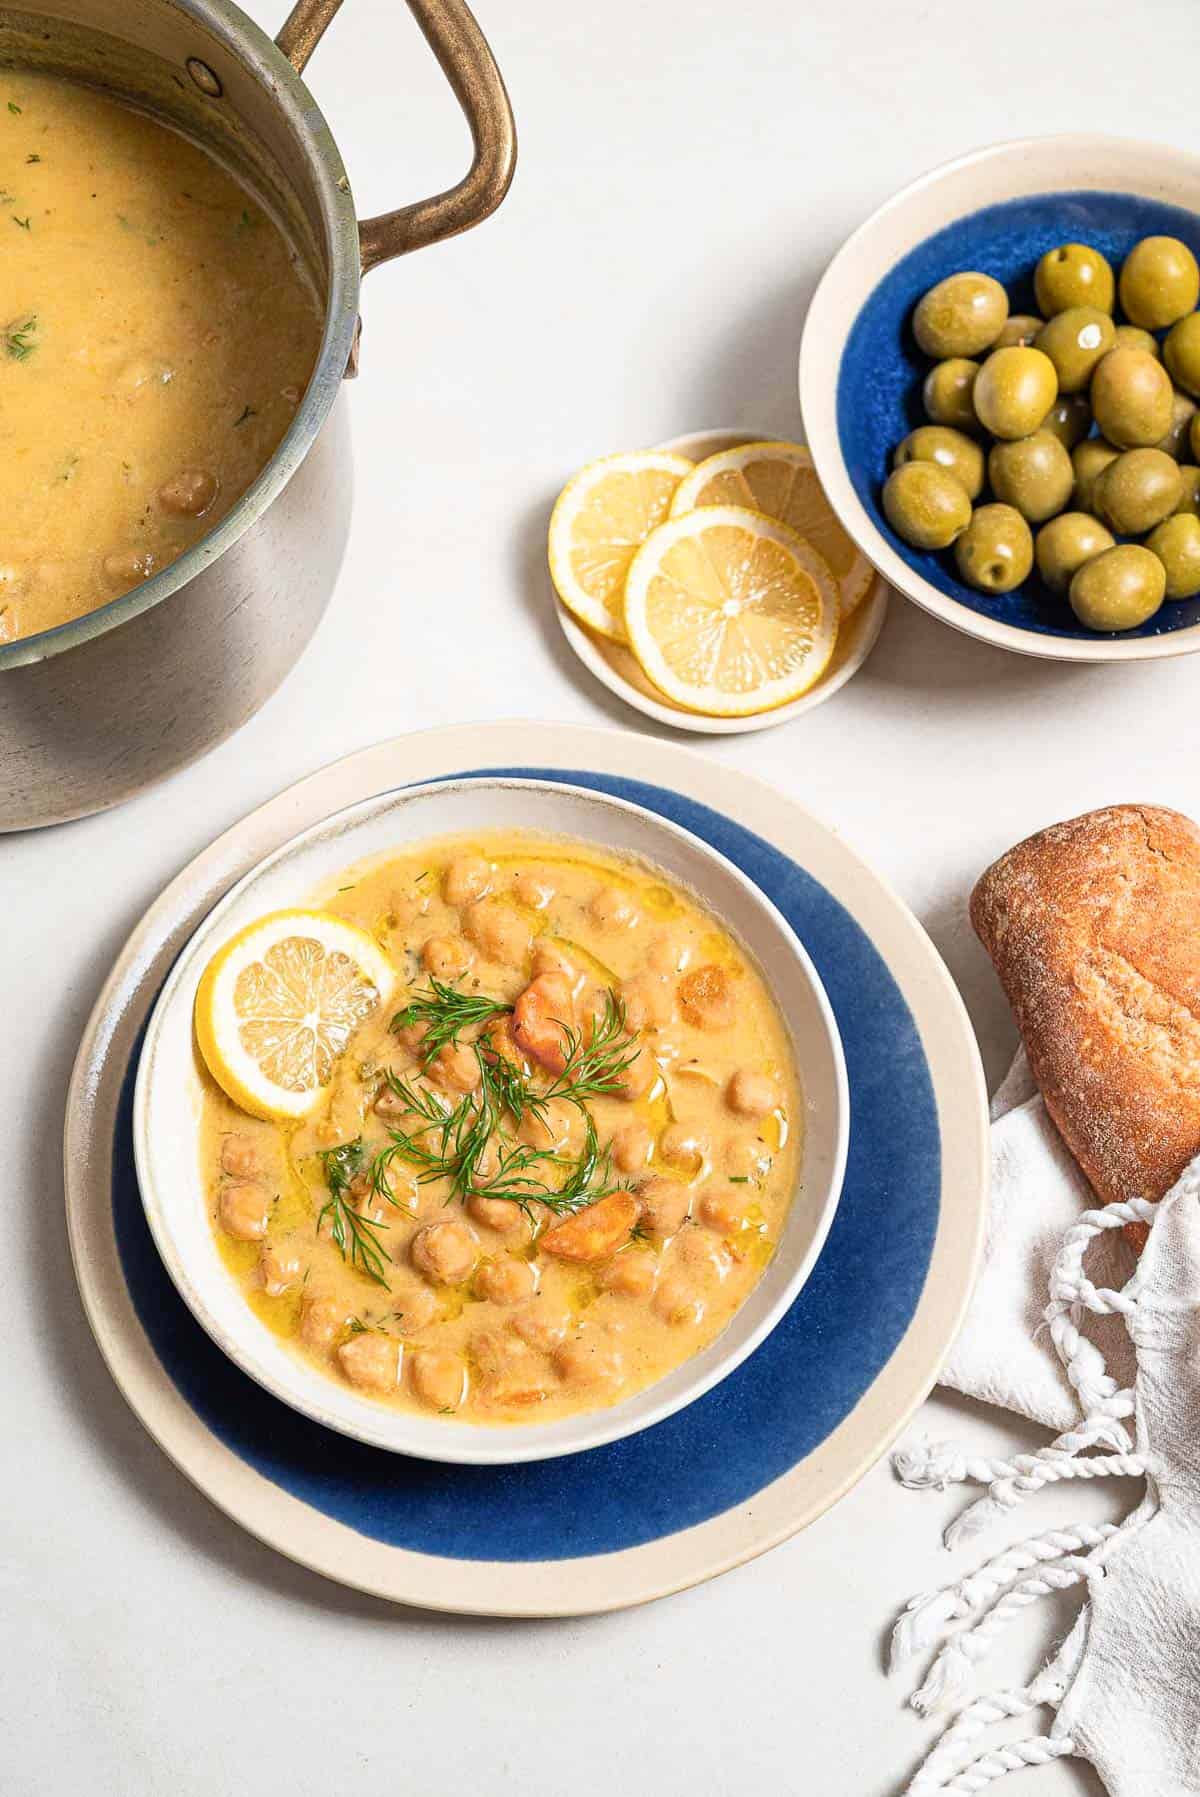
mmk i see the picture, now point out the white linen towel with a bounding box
[888,1056,1200,1796]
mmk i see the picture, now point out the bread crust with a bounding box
[971,804,1200,1236]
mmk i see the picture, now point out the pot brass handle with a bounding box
[275,0,516,274]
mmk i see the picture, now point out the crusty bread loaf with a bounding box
[971,804,1200,1241]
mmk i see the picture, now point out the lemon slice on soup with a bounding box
[669,441,874,617]
[194,910,395,1121]
[623,505,838,717]
[548,450,694,641]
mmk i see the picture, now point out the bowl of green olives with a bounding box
[799,136,1200,660]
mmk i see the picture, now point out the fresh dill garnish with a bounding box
[4,315,37,361]
[728,1175,750,1184]
[391,978,512,1062]
[233,404,256,427]
[8,101,21,115]
[540,990,641,1105]
[346,1316,367,1334]
[316,1138,394,1286]
[12,215,30,230]
[25,153,40,164]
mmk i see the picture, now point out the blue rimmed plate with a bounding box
[800,134,1200,662]
[64,722,988,1615]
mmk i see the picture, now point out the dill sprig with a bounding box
[4,315,36,360]
[391,978,512,1061]
[542,990,641,1104]
[316,1138,393,1286]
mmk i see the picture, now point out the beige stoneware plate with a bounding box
[554,432,890,732]
[64,720,987,1616]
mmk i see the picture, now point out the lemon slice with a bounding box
[669,441,874,617]
[194,909,395,1120]
[623,505,838,717]
[548,450,694,641]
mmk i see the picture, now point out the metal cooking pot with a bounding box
[0,0,515,830]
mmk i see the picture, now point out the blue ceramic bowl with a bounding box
[799,135,1200,662]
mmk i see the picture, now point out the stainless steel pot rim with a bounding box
[0,0,361,673]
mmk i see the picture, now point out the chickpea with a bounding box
[346,1172,389,1225]
[610,1121,653,1173]
[374,1164,421,1216]
[652,1274,706,1327]
[699,1185,749,1235]
[219,1181,268,1242]
[475,1256,538,1305]
[102,548,157,591]
[610,1043,657,1102]
[443,855,493,907]
[409,1350,468,1412]
[391,1284,439,1336]
[421,934,474,980]
[726,1069,779,1119]
[427,1041,482,1096]
[512,868,556,909]
[531,940,580,987]
[675,1228,732,1281]
[658,1123,709,1176]
[158,467,219,516]
[471,1330,551,1406]
[480,1014,524,1070]
[554,1328,626,1388]
[678,964,736,1030]
[588,886,640,931]
[259,1240,302,1296]
[638,1176,691,1239]
[511,1298,572,1351]
[393,1019,430,1056]
[220,1133,261,1179]
[517,1096,585,1154]
[645,933,692,976]
[300,1295,349,1350]
[467,1191,529,1236]
[723,1136,771,1180]
[618,971,676,1032]
[337,1331,401,1393]
[464,898,533,966]
[411,1219,478,1286]
[386,884,431,927]
[599,1250,658,1298]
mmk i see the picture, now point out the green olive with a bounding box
[1034,307,1116,393]
[1069,544,1166,630]
[1119,235,1200,330]
[973,346,1058,440]
[893,425,985,500]
[1090,347,1175,448]
[1146,512,1200,599]
[988,430,1074,524]
[1041,394,1092,451]
[882,461,972,550]
[1164,314,1200,398]
[953,503,1033,593]
[1034,512,1115,595]
[1071,438,1121,511]
[1157,390,1198,460]
[913,272,1009,359]
[1174,465,1200,516]
[994,314,1043,349]
[1113,324,1161,359]
[1095,448,1183,535]
[923,358,981,432]
[1034,243,1115,318]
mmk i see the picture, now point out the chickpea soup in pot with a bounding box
[196,832,803,1426]
[0,71,322,642]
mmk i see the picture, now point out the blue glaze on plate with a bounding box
[113,770,940,1561]
[838,189,1200,640]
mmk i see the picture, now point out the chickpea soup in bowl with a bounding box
[134,780,848,1465]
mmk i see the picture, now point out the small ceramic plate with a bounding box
[555,430,889,731]
[134,776,849,1466]
[800,134,1200,662]
[64,721,988,1616]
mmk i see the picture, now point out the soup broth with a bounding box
[0,71,322,643]
[197,832,804,1426]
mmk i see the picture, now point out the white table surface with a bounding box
[6,0,1195,1789]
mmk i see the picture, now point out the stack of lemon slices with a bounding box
[548,440,875,719]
